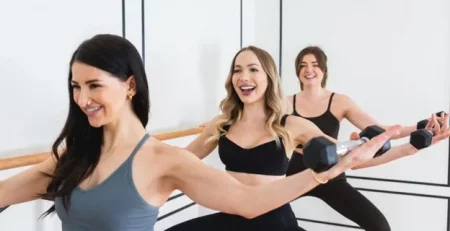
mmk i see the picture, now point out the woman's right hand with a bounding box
[319,125,402,181]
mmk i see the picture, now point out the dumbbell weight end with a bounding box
[410,129,433,150]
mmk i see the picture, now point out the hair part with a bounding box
[206,46,291,148]
[294,46,328,90]
[39,34,150,218]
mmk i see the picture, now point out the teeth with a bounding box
[240,86,255,90]
[87,106,101,112]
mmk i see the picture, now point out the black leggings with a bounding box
[287,153,391,231]
[165,203,305,231]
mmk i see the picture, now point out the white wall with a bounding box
[0,0,241,230]
[4,0,448,230]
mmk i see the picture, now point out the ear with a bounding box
[126,76,137,95]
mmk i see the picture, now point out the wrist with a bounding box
[311,170,329,184]
[403,143,419,156]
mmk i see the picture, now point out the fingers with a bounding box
[441,113,449,132]
[349,132,360,140]
[342,125,400,169]
[425,113,436,131]
[432,113,450,144]
[432,114,441,134]
[360,125,401,152]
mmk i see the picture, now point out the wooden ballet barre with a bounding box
[0,127,204,171]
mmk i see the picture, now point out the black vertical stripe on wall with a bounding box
[122,0,126,37]
[141,0,145,64]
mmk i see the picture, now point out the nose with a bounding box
[305,64,314,73]
[76,88,91,107]
[239,70,250,82]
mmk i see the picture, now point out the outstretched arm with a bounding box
[285,114,426,171]
[351,113,450,169]
[342,94,417,139]
[164,125,399,219]
[0,154,57,208]
[184,116,220,159]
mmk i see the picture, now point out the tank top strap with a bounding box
[292,94,298,115]
[281,114,289,126]
[327,92,336,111]
[128,133,151,160]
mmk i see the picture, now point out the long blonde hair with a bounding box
[207,46,291,147]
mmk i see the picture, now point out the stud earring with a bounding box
[127,94,133,100]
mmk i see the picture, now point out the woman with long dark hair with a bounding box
[0,35,399,231]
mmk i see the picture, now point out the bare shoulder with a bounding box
[332,92,354,106]
[139,137,196,172]
[140,137,178,160]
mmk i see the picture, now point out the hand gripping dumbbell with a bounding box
[416,111,445,130]
[303,125,391,173]
[410,111,446,150]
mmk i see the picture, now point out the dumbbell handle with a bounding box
[425,128,436,136]
[336,137,370,155]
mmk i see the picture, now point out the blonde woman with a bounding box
[164,46,410,231]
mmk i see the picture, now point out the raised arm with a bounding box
[0,154,57,208]
[341,94,416,139]
[184,116,220,159]
[351,113,450,169]
[164,127,398,219]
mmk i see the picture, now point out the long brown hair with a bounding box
[207,46,291,147]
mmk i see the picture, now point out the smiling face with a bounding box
[295,46,329,90]
[231,50,268,105]
[70,61,135,127]
[298,54,325,89]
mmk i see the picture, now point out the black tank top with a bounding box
[218,115,290,176]
[286,92,345,180]
[293,92,340,148]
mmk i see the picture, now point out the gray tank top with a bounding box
[54,133,159,231]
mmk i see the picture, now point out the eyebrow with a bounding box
[234,63,260,68]
[71,79,100,85]
[301,61,318,64]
